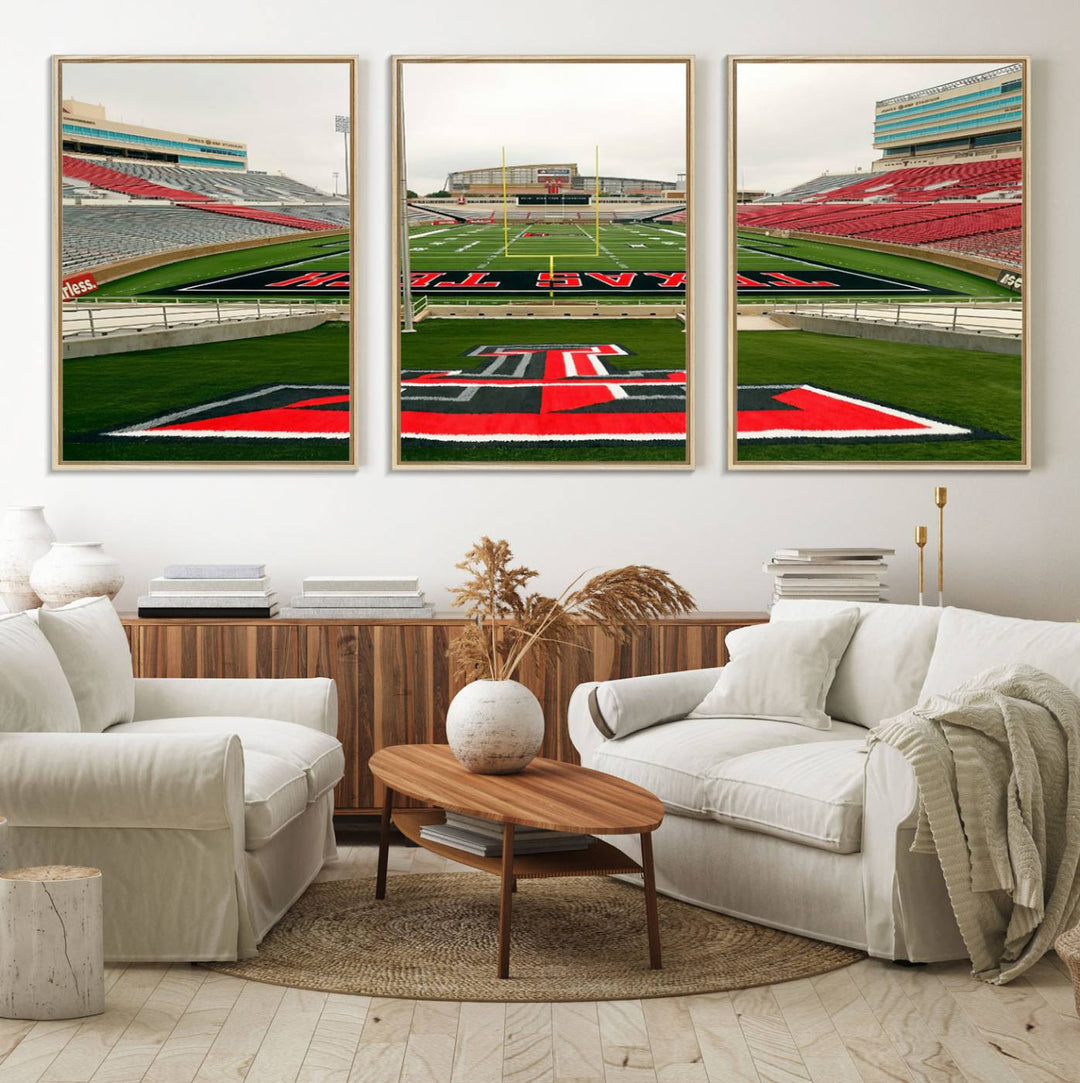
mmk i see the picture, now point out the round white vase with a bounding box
[0,506,56,612]
[445,679,545,775]
[30,543,125,609]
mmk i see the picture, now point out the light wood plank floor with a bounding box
[4,838,1079,1083]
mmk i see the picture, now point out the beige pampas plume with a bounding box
[448,536,694,682]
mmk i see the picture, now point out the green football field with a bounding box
[735,330,1023,463]
[61,323,350,463]
[736,230,1018,302]
[410,221,686,271]
[90,234,350,302]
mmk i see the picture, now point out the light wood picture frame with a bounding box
[728,56,1029,471]
[54,55,359,470]
[392,55,694,471]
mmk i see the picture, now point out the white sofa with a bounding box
[569,601,1080,962]
[0,599,344,962]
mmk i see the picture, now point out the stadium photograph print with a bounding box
[392,56,693,470]
[54,56,358,469]
[728,57,1028,470]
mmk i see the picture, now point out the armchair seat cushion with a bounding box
[243,750,310,851]
[591,715,867,828]
[109,716,344,803]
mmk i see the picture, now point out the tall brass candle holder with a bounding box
[935,486,948,607]
[915,526,928,606]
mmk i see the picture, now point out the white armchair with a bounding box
[0,601,343,962]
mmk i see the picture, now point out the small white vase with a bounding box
[0,506,56,612]
[445,679,545,775]
[30,543,125,609]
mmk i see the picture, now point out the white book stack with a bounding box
[765,548,894,604]
[419,811,593,857]
[138,564,277,618]
[280,576,435,620]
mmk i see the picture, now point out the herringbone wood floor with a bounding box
[2,837,1079,1083]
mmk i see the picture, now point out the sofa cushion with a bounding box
[591,668,725,739]
[920,607,1080,701]
[36,597,135,733]
[0,612,80,733]
[708,741,867,853]
[771,600,941,728]
[591,715,867,821]
[108,716,344,802]
[243,750,310,850]
[690,610,858,729]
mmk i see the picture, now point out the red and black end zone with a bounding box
[401,343,686,445]
[737,385,1006,443]
[735,270,952,296]
[103,385,350,440]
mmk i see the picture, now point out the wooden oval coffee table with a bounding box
[369,744,665,979]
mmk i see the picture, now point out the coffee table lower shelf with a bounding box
[380,807,661,978]
[393,809,644,879]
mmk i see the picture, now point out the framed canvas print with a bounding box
[54,55,358,469]
[392,56,694,470]
[728,57,1029,470]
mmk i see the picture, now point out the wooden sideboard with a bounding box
[120,612,767,816]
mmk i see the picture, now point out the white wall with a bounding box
[4,0,1079,620]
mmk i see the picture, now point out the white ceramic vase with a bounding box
[445,679,545,775]
[30,543,124,609]
[0,506,56,612]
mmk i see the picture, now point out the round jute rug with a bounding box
[206,875,863,1001]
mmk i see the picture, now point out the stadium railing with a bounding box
[775,300,1021,338]
[61,299,341,339]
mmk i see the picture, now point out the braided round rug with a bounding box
[206,874,862,1001]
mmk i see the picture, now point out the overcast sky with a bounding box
[402,62,687,195]
[62,61,351,193]
[736,62,1007,194]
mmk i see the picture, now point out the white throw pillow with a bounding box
[0,612,81,733]
[770,600,942,727]
[689,609,859,730]
[36,597,134,733]
[920,606,1080,701]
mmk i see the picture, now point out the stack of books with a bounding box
[280,575,434,619]
[419,811,593,858]
[764,548,894,604]
[138,563,277,618]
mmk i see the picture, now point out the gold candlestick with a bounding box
[915,525,928,606]
[935,487,948,607]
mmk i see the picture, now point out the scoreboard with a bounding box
[518,193,590,206]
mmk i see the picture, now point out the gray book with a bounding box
[279,605,435,619]
[164,564,266,580]
[149,577,271,593]
[302,576,419,593]
[290,593,426,609]
[148,591,276,600]
[140,593,277,608]
[419,823,591,857]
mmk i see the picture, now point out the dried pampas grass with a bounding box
[449,536,694,681]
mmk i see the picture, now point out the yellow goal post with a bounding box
[501,146,601,261]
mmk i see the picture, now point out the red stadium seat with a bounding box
[62,156,335,233]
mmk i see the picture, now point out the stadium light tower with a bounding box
[334,115,350,197]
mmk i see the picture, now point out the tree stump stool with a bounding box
[0,866,104,1020]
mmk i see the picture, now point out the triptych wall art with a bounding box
[52,54,1028,472]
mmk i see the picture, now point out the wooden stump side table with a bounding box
[0,866,105,1020]
[369,744,665,979]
